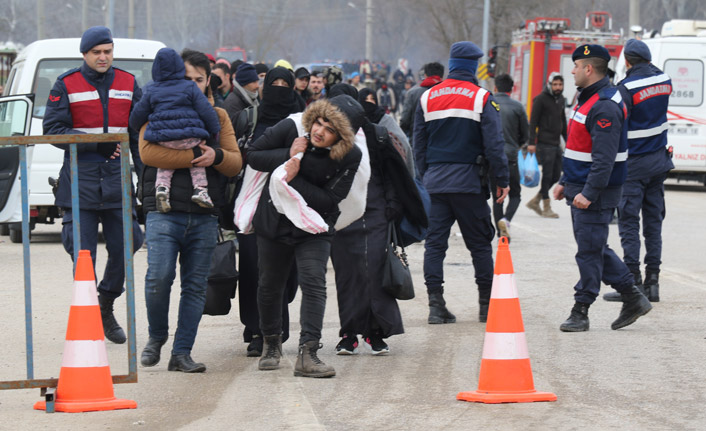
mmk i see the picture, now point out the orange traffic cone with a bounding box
[34,250,136,413]
[457,237,557,404]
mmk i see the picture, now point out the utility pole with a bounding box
[629,0,641,30]
[82,0,88,31]
[365,0,373,61]
[105,0,115,30]
[219,0,224,47]
[37,0,45,40]
[147,0,153,40]
[481,0,490,61]
[128,0,135,38]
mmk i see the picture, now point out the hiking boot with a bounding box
[428,292,456,324]
[191,187,214,209]
[611,287,652,330]
[246,335,263,357]
[497,218,510,240]
[526,192,542,216]
[644,271,660,302]
[258,335,282,370]
[364,334,389,356]
[155,185,171,213]
[604,270,643,302]
[335,334,359,355]
[294,341,335,378]
[560,302,590,332]
[141,337,168,367]
[167,354,206,373]
[541,198,559,218]
[98,295,126,344]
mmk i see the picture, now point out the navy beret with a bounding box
[235,63,258,86]
[80,26,113,53]
[449,41,483,60]
[572,44,610,62]
[623,39,651,62]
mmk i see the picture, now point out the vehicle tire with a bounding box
[0,224,8,236]
[9,227,24,243]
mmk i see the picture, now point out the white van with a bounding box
[614,20,706,183]
[0,37,165,242]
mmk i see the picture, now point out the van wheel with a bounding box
[9,227,25,243]
[0,224,8,236]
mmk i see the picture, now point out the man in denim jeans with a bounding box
[136,50,242,372]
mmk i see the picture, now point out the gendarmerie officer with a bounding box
[44,26,144,344]
[553,44,652,332]
[413,41,509,324]
[603,39,673,304]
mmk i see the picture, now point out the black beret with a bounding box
[572,44,610,62]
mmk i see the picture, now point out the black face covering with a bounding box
[358,88,385,124]
[258,67,302,125]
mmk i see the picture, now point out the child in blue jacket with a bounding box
[130,47,220,212]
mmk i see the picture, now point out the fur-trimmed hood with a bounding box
[302,96,364,161]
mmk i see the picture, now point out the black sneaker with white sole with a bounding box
[335,333,359,355]
[364,335,389,356]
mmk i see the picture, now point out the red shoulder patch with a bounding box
[49,95,61,102]
[597,119,612,128]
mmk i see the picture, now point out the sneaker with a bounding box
[335,334,359,355]
[497,218,510,239]
[364,335,389,356]
[155,186,171,213]
[191,187,214,208]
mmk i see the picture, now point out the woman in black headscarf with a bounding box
[358,88,415,176]
[236,66,303,358]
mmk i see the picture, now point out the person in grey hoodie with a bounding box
[527,72,567,218]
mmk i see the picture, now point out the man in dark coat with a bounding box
[527,73,567,218]
[400,62,444,139]
[43,26,144,345]
[224,63,260,131]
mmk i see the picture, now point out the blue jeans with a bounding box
[62,208,144,299]
[144,212,218,355]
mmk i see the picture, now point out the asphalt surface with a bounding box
[1,181,705,430]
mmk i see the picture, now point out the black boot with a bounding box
[478,295,490,323]
[428,292,456,324]
[559,302,590,332]
[644,271,660,302]
[167,354,206,373]
[98,295,126,344]
[611,286,652,330]
[604,269,643,302]
[141,337,168,367]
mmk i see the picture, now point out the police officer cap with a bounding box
[572,44,610,62]
[449,41,483,60]
[623,39,651,62]
[80,26,113,53]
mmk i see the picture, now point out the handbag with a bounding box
[382,222,415,300]
[518,149,540,187]
[203,230,239,316]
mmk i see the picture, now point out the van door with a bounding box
[0,95,34,223]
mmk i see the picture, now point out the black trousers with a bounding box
[536,143,563,200]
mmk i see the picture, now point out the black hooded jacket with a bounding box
[529,84,567,146]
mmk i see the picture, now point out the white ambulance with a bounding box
[614,20,706,183]
[0,37,164,242]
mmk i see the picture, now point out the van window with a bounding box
[664,59,704,107]
[32,59,155,119]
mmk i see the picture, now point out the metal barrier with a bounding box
[0,134,138,400]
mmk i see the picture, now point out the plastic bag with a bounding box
[518,150,540,187]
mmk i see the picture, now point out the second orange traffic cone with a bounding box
[457,237,557,404]
[34,250,137,413]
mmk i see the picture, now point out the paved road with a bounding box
[1,181,705,430]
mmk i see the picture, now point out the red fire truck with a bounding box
[509,11,626,117]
